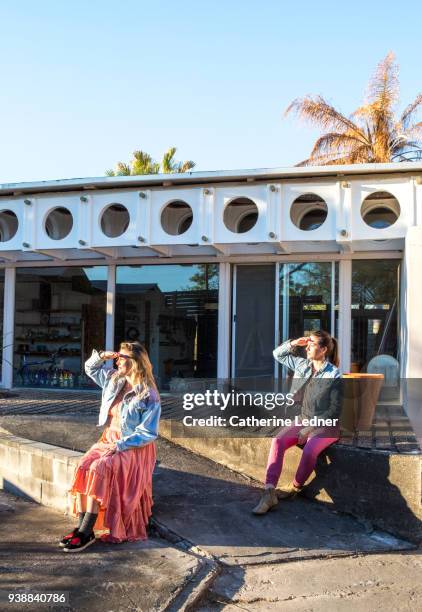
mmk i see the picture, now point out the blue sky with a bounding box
[1,1,421,183]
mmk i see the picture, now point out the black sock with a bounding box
[78,512,98,536]
[77,512,85,529]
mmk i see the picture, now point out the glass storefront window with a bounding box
[115,264,219,390]
[14,266,107,388]
[351,260,400,374]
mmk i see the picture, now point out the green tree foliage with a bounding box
[106,147,195,176]
[187,265,219,291]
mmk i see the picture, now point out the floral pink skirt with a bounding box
[69,426,156,543]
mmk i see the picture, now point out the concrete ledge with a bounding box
[159,421,422,543]
[0,418,421,543]
[0,432,82,511]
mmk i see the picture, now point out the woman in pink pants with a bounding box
[253,331,341,515]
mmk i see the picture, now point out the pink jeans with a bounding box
[265,423,339,488]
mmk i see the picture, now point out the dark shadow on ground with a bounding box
[153,439,414,566]
[306,444,422,543]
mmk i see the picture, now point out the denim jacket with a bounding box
[273,340,342,419]
[85,349,161,452]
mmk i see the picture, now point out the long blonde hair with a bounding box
[115,341,159,399]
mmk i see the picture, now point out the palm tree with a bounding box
[106,147,195,176]
[161,147,195,174]
[105,162,132,177]
[131,151,160,175]
[285,52,422,166]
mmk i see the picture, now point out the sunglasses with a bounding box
[306,339,323,347]
[115,352,132,360]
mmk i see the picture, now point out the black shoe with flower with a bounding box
[59,527,79,548]
[62,531,96,553]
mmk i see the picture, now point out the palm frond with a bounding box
[161,148,195,173]
[107,147,195,177]
[286,96,363,138]
[288,52,422,166]
[348,144,373,164]
[367,51,399,112]
[131,150,159,175]
[296,152,349,167]
[161,147,177,173]
[308,132,369,160]
[391,142,422,160]
[393,150,422,161]
[133,150,153,164]
[115,162,131,176]
[177,160,196,173]
[400,94,422,129]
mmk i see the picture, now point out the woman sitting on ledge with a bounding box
[60,341,160,552]
[253,331,341,515]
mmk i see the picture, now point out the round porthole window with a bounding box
[45,207,73,240]
[223,198,258,233]
[290,193,328,231]
[100,204,130,238]
[361,191,400,228]
[161,201,193,235]
[0,210,18,242]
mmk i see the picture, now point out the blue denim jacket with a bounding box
[85,349,161,452]
[273,340,342,419]
[273,340,341,384]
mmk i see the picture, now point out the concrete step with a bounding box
[1,397,421,543]
[0,429,414,567]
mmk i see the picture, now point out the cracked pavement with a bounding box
[197,552,422,611]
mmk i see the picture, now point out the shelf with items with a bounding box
[16,368,93,389]
[15,323,82,329]
[16,350,80,357]
[16,309,82,314]
[15,337,81,343]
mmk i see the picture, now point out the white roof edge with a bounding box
[1,162,422,195]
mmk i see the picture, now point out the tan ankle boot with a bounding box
[278,483,302,500]
[252,488,278,515]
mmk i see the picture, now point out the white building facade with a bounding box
[0,163,421,395]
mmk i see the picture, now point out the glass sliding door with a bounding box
[233,264,275,378]
[115,264,219,390]
[334,261,339,339]
[280,262,335,341]
[277,262,337,375]
[232,262,338,379]
[351,260,400,373]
